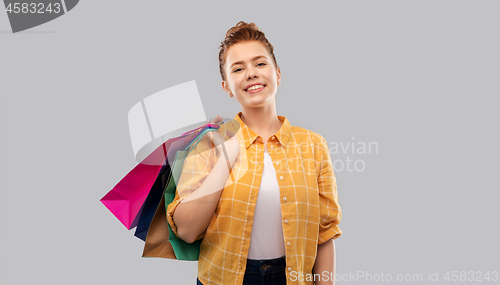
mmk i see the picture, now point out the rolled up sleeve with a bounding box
[166,132,216,240]
[317,136,342,244]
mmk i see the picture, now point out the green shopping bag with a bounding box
[164,127,217,260]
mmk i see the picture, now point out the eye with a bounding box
[257,63,266,67]
[233,68,242,73]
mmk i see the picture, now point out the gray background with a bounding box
[1,1,499,284]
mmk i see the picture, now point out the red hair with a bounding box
[218,21,279,82]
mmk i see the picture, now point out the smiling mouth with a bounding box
[245,85,266,93]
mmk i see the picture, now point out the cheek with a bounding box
[230,77,244,91]
[231,82,240,92]
[226,78,236,91]
[265,70,278,81]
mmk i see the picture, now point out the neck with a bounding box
[239,103,282,140]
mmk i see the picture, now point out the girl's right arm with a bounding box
[174,155,236,243]
[172,116,240,243]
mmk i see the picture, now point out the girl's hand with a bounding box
[207,116,241,163]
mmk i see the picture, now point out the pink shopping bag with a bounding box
[100,123,217,230]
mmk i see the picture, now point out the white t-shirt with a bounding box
[247,151,286,259]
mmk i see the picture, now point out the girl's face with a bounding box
[222,41,281,109]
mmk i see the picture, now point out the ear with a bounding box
[276,67,282,86]
[222,81,233,97]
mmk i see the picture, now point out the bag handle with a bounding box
[180,117,230,137]
[184,127,218,152]
[180,123,219,137]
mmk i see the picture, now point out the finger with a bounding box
[209,115,222,125]
[226,129,235,138]
[209,130,225,146]
[207,129,220,144]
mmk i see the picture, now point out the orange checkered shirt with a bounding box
[167,112,342,285]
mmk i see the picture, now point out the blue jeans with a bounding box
[197,255,287,285]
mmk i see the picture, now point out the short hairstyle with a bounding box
[218,21,279,82]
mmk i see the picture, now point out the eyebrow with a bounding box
[229,55,269,69]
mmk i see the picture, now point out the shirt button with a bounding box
[279,176,284,180]
[288,267,292,271]
[284,219,288,224]
[282,197,287,201]
[275,161,279,165]
[270,145,274,149]
[272,136,276,140]
[287,241,291,246]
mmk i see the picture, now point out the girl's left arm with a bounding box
[312,238,335,285]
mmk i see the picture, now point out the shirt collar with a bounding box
[233,112,292,149]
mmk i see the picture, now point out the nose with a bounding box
[246,66,258,79]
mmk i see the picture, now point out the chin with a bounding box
[246,97,275,107]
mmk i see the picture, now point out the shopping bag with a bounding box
[134,125,216,240]
[168,127,220,260]
[141,194,177,259]
[100,138,178,230]
[143,127,218,259]
[133,163,170,241]
[101,123,219,230]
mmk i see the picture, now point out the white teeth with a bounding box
[247,85,264,91]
